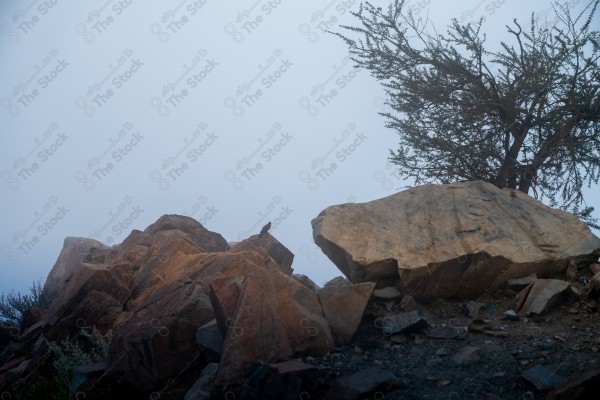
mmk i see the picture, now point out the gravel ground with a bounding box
[302,282,600,400]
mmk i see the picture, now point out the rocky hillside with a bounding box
[1,181,600,399]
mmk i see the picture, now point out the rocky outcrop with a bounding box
[0,213,375,394]
[41,236,109,300]
[312,181,600,300]
[230,233,294,275]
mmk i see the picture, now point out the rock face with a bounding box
[312,181,600,300]
[41,236,109,300]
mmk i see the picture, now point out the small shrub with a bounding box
[0,278,54,325]
[131,260,142,273]
[45,326,112,379]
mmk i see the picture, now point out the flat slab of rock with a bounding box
[373,286,402,300]
[312,181,600,300]
[516,279,570,316]
[376,310,428,335]
[522,365,564,390]
[508,273,538,292]
[326,366,397,400]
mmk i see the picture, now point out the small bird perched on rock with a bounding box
[259,221,271,237]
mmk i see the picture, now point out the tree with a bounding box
[334,1,600,227]
[0,279,53,325]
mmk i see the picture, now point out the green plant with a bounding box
[10,374,70,400]
[0,278,54,324]
[45,326,112,379]
[335,0,600,227]
[131,260,142,273]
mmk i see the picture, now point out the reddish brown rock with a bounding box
[293,274,321,292]
[229,233,294,276]
[43,263,133,340]
[318,282,375,345]
[107,315,203,392]
[209,266,334,386]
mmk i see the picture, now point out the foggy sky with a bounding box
[1,0,599,295]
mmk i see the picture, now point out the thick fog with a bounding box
[1,0,598,295]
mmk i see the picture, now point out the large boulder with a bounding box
[312,181,600,300]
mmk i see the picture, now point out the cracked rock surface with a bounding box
[312,181,600,300]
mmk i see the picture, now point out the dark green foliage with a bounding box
[0,278,54,324]
[335,1,600,227]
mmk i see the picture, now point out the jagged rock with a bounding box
[326,366,397,400]
[292,274,321,292]
[43,262,133,340]
[107,314,202,392]
[209,265,334,386]
[184,363,219,400]
[464,301,485,319]
[452,346,481,366]
[318,281,375,345]
[548,367,600,399]
[376,310,428,335]
[508,273,538,291]
[522,364,564,390]
[41,237,108,300]
[323,276,353,289]
[143,214,230,253]
[230,233,294,275]
[590,263,600,274]
[312,181,600,300]
[516,279,570,316]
